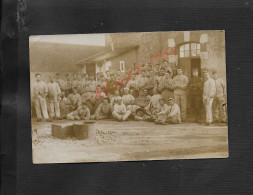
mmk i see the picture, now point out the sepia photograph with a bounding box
[30,30,228,163]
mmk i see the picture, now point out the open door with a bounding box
[178,58,191,79]
[86,63,96,77]
[191,58,201,78]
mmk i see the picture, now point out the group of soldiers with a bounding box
[31,60,227,125]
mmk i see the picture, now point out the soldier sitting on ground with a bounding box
[90,97,111,120]
[67,101,90,120]
[165,98,181,124]
[145,88,162,121]
[126,99,140,119]
[134,108,150,121]
[154,98,170,125]
[112,97,131,121]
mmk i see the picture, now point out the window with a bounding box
[179,43,200,58]
[120,61,125,72]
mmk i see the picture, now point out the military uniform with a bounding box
[81,92,95,115]
[145,76,157,96]
[203,77,216,123]
[165,103,181,124]
[112,103,131,121]
[87,80,97,92]
[47,82,61,119]
[59,97,70,119]
[154,103,170,124]
[122,94,135,106]
[67,93,82,111]
[126,79,138,98]
[188,76,203,122]
[67,105,90,120]
[160,76,174,103]
[172,74,189,121]
[55,79,66,91]
[213,78,227,122]
[91,102,111,120]
[145,93,162,118]
[135,75,148,96]
[31,81,49,120]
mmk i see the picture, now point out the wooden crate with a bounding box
[51,124,74,139]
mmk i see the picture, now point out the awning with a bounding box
[77,45,139,65]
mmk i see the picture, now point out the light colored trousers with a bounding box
[49,101,60,118]
[166,116,181,124]
[112,110,131,120]
[174,94,187,121]
[34,96,49,119]
[203,97,214,123]
[212,97,226,121]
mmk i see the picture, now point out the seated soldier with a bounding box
[154,98,170,125]
[126,99,140,119]
[90,97,111,120]
[145,88,162,121]
[122,87,135,106]
[67,87,81,112]
[134,108,150,121]
[109,90,121,112]
[67,101,90,120]
[112,97,131,121]
[81,92,95,115]
[165,98,181,124]
[135,89,151,108]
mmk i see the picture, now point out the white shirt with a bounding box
[203,78,216,99]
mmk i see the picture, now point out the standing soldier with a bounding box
[55,73,66,92]
[126,74,138,98]
[162,60,173,76]
[135,70,148,96]
[153,63,161,75]
[172,67,189,122]
[145,69,157,96]
[87,76,97,93]
[161,72,174,103]
[188,68,203,123]
[212,70,227,123]
[47,75,62,120]
[65,74,72,96]
[71,74,78,89]
[203,71,216,125]
[31,73,51,122]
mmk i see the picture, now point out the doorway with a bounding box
[86,63,96,77]
[178,58,201,79]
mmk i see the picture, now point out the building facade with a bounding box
[77,30,226,80]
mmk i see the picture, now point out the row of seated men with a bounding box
[62,87,181,125]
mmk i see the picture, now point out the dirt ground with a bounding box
[32,119,228,164]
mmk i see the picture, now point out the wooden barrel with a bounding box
[84,121,97,139]
[73,124,88,140]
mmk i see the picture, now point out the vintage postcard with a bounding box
[30,30,228,163]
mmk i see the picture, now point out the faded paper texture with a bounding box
[30,30,228,164]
